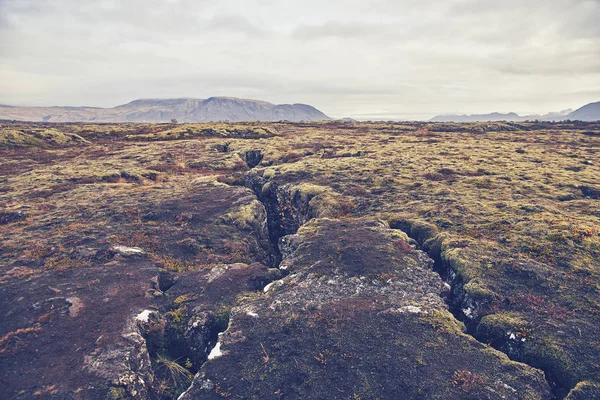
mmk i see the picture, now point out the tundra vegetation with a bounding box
[0,120,598,399]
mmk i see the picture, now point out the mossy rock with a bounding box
[441,247,479,282]
[565,380,600,399]
[0,128,87,148]
[523,338,577,395]
[463,279,497,304]
[388,218,439,244]
[475,313,529,343]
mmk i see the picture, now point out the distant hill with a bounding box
[567,101,600,121]
[429,102,600,122]
[0,97,331,123]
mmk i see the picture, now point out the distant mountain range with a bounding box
[430,101,600,122]
[0,97,331,123]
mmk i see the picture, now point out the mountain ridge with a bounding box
[0,97,331,123]
[430,101,599,122]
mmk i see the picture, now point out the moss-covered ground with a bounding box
[0,120,598,398]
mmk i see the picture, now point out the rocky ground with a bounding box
[0,121,599,399]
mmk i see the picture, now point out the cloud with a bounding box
[1,0,599,118]
[291,21,388,40]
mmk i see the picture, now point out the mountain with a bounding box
[429,103,600,122]
[567,101,600,121]
[0,97,331,123]
[539,109,573,120]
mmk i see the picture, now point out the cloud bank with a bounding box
[1,0,599,119]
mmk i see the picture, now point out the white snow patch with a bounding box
[247,311,259,318]
[502,383,517,393]
[263,282,276,293]
[462,307,473,318]
[177,379,198,400]
[136,310,153,323]
[509,332,516,340]
[112,245,145,256]
[208,342,223,360]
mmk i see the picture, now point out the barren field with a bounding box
[1,121,599,399]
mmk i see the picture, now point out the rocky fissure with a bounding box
[175,177,552,399]
[138,178,306,399]
[244,174,313,267]
[74,175,563,400]
[243,150,264,169]
[392,221,571,399]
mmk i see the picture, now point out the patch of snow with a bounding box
[279,264,289,270]
[136,310,153,323]
[246,311,259,318]
[177,379,196,400]
[263,282,275,293]
[508,332,516,340]
[208,342,223,360]
[502,383,517,393]
[462,307,473,318]
[112,245,146,256]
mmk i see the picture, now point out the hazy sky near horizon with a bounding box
[1,0,599,120]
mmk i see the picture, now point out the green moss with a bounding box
[292,183,330,203]
[524,338,577,391]
[420,309,466,336]
[0,128,87,148]
[422,233,450,260]
[223,200,264,230]
[107,387,126,400]
[476,313,529,343]
[389,218,439,244]
[441,247,479,281]
[167,306,188,324]
[463,279,497,303]
[565,380,600,400]
[124,124,277,141]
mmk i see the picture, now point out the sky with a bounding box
[0,0,599,120]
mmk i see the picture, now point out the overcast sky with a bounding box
[1,0,599,119]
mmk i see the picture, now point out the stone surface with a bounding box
[180,219,551,399]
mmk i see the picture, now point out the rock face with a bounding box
[0,180,277,399]
[0,97,331,123]
[180,218,551,399]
